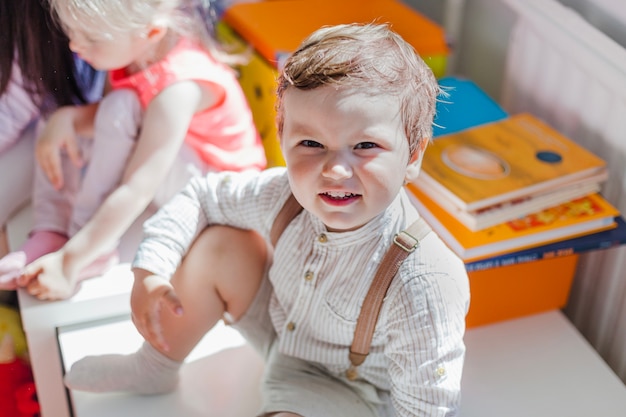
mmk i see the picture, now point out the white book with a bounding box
[415,179,602,231]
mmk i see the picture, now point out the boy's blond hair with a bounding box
[276,22,442,158]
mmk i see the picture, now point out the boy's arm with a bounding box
[131,175,215,278]
[385,255,470,416]
[133,168,286,279]
[130,169,285,352]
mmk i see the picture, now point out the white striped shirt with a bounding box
[134,167,470,416]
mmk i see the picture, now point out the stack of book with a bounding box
[409,112,624,264]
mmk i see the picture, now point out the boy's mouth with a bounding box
[320,191,360,201]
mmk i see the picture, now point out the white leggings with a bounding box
[32,88,207,237]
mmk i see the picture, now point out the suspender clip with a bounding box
[393,231,419,253]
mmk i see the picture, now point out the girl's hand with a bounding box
[130,269,183,353]
[19,251,78,300]
[36,106,84,189]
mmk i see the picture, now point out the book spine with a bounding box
[464,221,625,272]
[465,250,563,272]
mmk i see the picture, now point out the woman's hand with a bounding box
[130,268,183,353]
[36,106,84,189]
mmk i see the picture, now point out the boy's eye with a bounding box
[300,139,323,148]
[355,142,379,150]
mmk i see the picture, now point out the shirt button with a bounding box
[436,366,446,377]
[318,233,328,243]
[304,271,314,281]
[286,322,296,331]
[346,367,359,381]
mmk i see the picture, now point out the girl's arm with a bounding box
[22,80,217,299]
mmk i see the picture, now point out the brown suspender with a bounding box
[269,193,431,379]
[270,193,303,246]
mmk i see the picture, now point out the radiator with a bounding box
[500,0,626,382]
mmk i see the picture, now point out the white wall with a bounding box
[404,0,626,98]
[559,0,626,48]
[403,0,517,100]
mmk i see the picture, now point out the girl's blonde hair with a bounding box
[276,22,444,157]
[48,0,241,65]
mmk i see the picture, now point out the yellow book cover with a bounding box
[406,183,618,261]
[415,113,607,211]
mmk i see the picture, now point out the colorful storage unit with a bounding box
[465,254,578,328]
[434,76,509,137]
[220,0,450,167]
[217,24,285,166]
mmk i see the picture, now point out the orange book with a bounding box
[223,0,449,68]
[406,183,618,261]
[415,113,608,212]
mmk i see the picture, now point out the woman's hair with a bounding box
[49,0,241,66]
[0,0,95,113]
[276,23,443,157]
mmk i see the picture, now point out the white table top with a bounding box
[460,310,626,416]
[59,310,626,417]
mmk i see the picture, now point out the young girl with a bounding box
[0,0,266,299]
[0,0,103,295]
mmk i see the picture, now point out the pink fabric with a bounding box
[109,39,266,172]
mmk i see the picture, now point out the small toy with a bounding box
[0,304,40,417]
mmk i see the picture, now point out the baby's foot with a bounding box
[64,342,181,394]
[21,230,68,261]
[0,252,27,289]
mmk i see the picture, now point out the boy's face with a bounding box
[280,85,421,232]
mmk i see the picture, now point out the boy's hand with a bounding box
[19,251,77,300]
[131,269,183,353]
[36,107,84,190]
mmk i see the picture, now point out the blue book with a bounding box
[465,216,626,272]
[433,76,508,138]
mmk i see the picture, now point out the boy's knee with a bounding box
[180,227,268,276]
[184,226,268,314]
[194,226,265,256]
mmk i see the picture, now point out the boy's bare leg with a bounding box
[64,226,268,394]
[152,225,268,361]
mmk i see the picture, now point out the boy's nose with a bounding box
[322,153,353,180]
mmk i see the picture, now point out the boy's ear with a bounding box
[405,139,429,183]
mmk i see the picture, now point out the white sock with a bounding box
[64,342,182,394]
